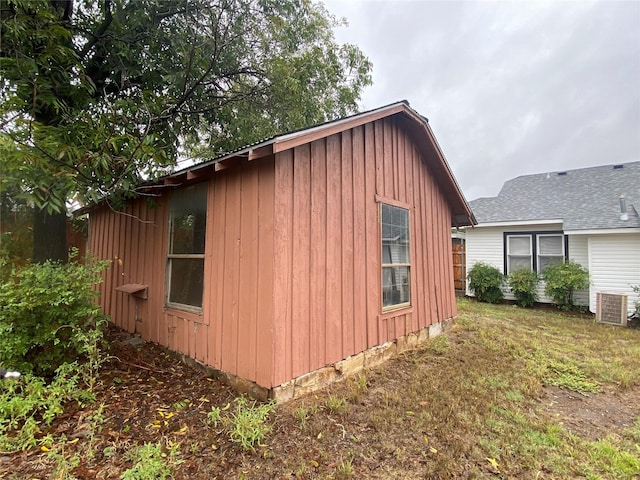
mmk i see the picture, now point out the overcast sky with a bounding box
[323,0,640,201]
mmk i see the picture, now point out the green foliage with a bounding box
[0,192,33,273]
[632,285,640,318]
[0,254,109,376]
[0,363,93,452]
[223,396,276,452]
[0,0,372,219]
[506,268,540,308]
[542,261,590,311]
[206,406,221,427]
[122,442,182,480]
[325,394,348,414]
[293,406,309,430]
[543,359,601,395]
[467,262,505,304]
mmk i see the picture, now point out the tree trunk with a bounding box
[32,208,68,263]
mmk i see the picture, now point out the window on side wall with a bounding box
[381,203,410,310]
[506,235,532,273]
[537,234,564,272]
[167,183,207,311]
[504,232,565,274]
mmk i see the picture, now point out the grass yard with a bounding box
[2,298,640,479]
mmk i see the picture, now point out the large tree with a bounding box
[0,0,372,262]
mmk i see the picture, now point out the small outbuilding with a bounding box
[87,101,475,400]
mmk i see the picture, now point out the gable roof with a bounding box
[163,101,475,227]
[470,162,640,231]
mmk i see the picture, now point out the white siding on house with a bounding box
[567,235,589,306]
[465,223,563,301]
[587,233,640,316]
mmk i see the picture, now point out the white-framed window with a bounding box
[381,203,410,310]
[537,234,564,272]
[504,231,565,274]
[166,183,207,311]
[506,235,533,273]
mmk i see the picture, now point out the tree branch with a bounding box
[76,0,112,61]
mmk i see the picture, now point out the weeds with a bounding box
[0,363,94,452]
[4,299,640,479]
[293,406,309,430]
[334,457,354,479]
[544,359,601,394]
[122,441,181,480]
[325,394,348,414]
[206,406,221,427]
[224,396,275,452]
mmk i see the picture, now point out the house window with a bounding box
[381,203,410,309]
[537,234,564,272]
[504,232,565,274]
[506,235,532,273]
[167,183,207,310]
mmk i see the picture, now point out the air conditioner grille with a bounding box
[596,292,628,326]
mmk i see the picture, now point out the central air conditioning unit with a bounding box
[595,292,628,327]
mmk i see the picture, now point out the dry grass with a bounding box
[4,299,640,479]
[273,299,640,479]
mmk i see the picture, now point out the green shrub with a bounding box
[507,268,540,308]
[0,254,109,376]
[632,285,640,318]
[542,261,589,311]
[467,262,504,304]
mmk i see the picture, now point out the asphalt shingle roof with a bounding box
[469,161,640,231]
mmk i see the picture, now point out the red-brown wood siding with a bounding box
[89,159,276,388]
[89,114,457,390]
[271,116,456,386]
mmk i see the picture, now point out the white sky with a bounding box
[323,0,640,201]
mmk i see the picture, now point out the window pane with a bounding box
[538,235,563,255]
[381,203,410,308]
[167,182,207,309]
[170,183,207,254]
[538,256,563,272]
[508,236,531,255]
[509,256,531,272]
[168,258,204,307]
[382,266,410,307]
[381,204,410,264]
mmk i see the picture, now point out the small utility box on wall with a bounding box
[595,292,628,327]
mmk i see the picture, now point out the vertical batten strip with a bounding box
[325,133,343,363]
[352,126,367,353]
[341,130,355,358]
[291,144,312,378]
[310,139,328,370]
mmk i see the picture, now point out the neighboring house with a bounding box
[466,162,640,316]
[87,101,475,400]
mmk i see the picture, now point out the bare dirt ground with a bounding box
[543,385,640,441]
[2,320,639,479]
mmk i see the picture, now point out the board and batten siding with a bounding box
[271,117,457,387]
[587,233,640,316]
[89,159,276,389]
[89,115,458,390]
